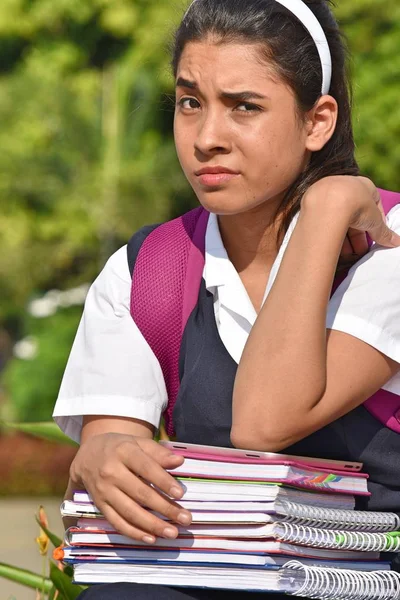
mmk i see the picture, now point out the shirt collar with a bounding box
[204,212,232,291]
[204,211,300,293]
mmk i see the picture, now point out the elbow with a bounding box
[230,424,296,453]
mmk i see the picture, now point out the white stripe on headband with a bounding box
[183,0,332,95]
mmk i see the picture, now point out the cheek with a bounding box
[247,123,307,192]
[174,123,192,167]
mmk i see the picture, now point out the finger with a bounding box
[94,488,179,541]
[87,454,191,524]
[347,229,369,257]
[101,486,183,540]
[118,474,192,526]
[99,501,158,545]
[125,447,185,499]
[136,438,185,470]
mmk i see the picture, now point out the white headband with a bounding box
[183,0,332,95]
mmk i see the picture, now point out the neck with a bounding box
[217,200,284,274]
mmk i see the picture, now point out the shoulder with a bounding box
[327,208,400,367]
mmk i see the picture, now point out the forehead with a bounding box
[176,40,279,90]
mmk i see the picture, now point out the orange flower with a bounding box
[35,506,49,556]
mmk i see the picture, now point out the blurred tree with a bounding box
[2,307,82,422]
[0,0,194,323]
[336,0,400,187]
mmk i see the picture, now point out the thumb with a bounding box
[137,438,185,468]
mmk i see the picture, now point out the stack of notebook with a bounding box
[57,442,400,598]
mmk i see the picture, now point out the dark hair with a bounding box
[172,0,359,239]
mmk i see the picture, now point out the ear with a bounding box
[304,95,338,152]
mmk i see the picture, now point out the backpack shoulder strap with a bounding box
[364,188,400,432]
[130,207,209,436]
[379,188,400,215]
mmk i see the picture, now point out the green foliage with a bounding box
[335,0,400,188]
[2,308,82,422]
[50,562,84,600]
[0,563,53,593]
[0,0,191,321]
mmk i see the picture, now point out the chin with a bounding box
[196,194,254,216]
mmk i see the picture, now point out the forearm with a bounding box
[232,196,350,450]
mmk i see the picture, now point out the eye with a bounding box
[235,102,262,113]
[178,97,201,110]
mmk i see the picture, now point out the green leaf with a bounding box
[0,562,52,592]
[48,584,58,600]
[63,564,74,578]
[35,515,63,549]
[50,562,86,600]
[0,420,78,446]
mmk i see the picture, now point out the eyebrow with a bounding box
[176,77,268,101]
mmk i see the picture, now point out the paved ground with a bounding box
[0,498,64,600]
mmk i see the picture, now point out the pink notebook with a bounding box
[161,442,369,496]
[161,441,363,473]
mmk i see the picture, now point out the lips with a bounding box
[195,166,240,187]
[195,167,240,176]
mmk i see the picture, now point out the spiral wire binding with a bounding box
[275,501,400,532]
[281,560,400,600]
[275,522,400,552]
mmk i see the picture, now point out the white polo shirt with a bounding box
[53,207,400,443]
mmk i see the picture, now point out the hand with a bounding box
[69,433,192,544]
[306,176,400,252]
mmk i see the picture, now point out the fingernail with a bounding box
[177,511,192,526]
[163,527,178,539]
[170,485,183,499]
[142,535,156,545]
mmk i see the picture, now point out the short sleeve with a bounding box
[52,246,168,444]
[326,205,400,395]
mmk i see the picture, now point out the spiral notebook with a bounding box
[71,560,400,599]
[70,502,400,532]
[64,528,381,561]
[67,516,400,554]
[58,547,389,572]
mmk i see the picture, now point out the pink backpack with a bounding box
[131,190,400,437]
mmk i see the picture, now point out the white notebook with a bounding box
[73,481,356,509]
[72,563,282,591]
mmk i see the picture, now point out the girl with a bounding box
[53,0,400,598]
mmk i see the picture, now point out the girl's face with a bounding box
[174,40,312,216]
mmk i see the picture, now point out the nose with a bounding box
[194,109,231,156]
